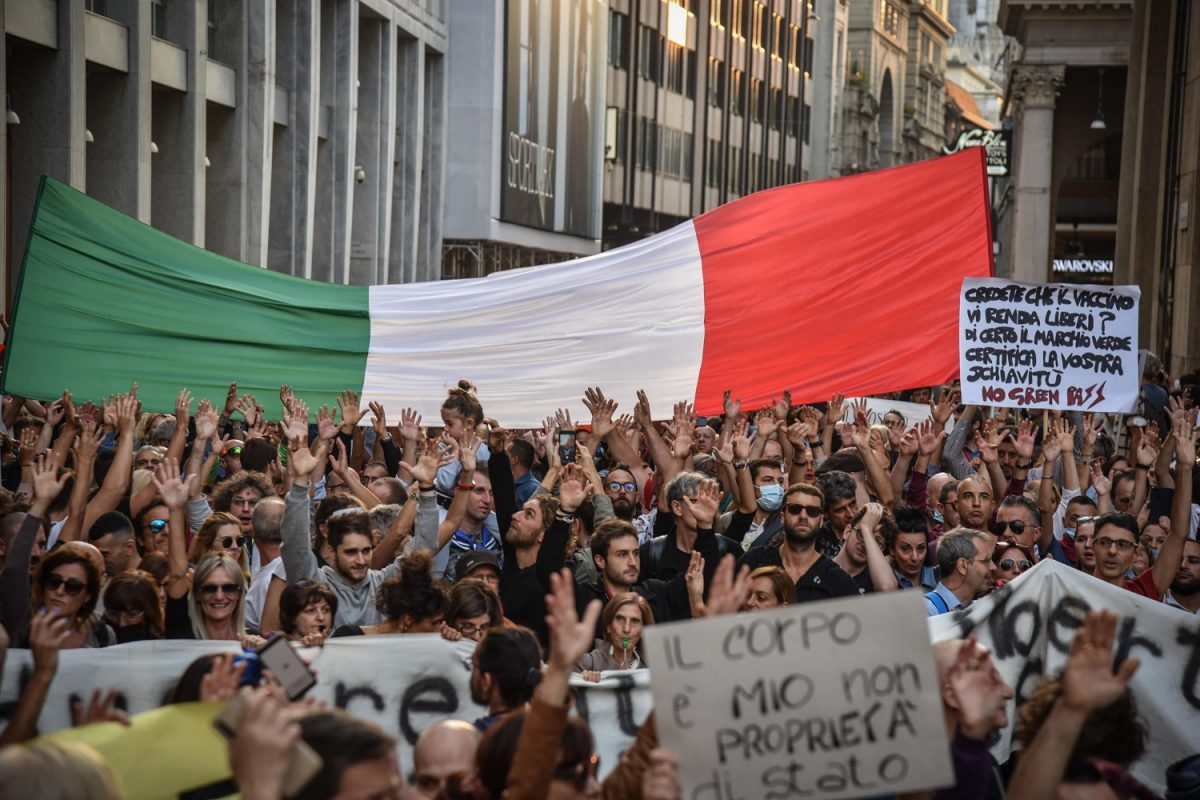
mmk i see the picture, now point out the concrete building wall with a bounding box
[1,0,447,300]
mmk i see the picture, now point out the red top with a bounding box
[1123,568,1161,600]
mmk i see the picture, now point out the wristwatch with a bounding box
[733,460,749,470]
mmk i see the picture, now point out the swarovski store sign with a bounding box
[943,129,1011,176]
[1052,258,1115,275]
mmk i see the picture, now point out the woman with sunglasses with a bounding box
[992,543,1035,588]
[441,579,504,643]
[102,571,165,643]
[157,457,248,640]
[29,548,112,648]
[188,512,250,576]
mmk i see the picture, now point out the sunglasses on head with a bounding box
[1000,558,1032,572]
[992,519,1025,536]
[784,503,823,518]
[147,519,169,534]
[607,481,637,494]
[45,573,88,595]
[222,446,243,457]
[219,535,250,550]
[199,582,240,596]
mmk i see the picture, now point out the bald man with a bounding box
[411,719,480,798]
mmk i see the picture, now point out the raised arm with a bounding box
[154,457,199,600]
[851,411,895,507]
[166,389,192,464]
[328,438,381,510]
[1151,412,1195,595]
[83,390,138,532]
[280,408,326,585]
[859,503,899,592]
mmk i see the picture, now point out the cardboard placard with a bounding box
[959,278,1140,411]
[643,591,953,800]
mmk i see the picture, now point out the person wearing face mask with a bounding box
[720,459,787,552]
[102,571,164,643]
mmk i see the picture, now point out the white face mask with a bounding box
[757,484,784,511]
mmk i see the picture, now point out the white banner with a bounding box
[0,636,651,781]
[930,559,1200,796]
[4,563,1195,796]
[642,591,955,800]
[842,397,949,431]
[959,278,1140,411]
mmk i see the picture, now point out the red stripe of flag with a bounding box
[691,148,994,414]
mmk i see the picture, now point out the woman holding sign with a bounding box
[576,593,653,681]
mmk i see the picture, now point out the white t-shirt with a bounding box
[245,556,286,633]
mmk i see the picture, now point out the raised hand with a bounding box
[583,387,618,440]
[634,389,653,428]
[408,448,450,487]
[228,686,301,800]
[114,392,138,437]
[975,429,998,464]
[672,400,695,426]
[485,418,510,453]
[898,428,919,457]
[151,457,195,509]
[1081,412,1103,451]
[1014,418,1037,461]
[943,639,1010,740]
[194,399,219,441]
[1056,418,1076,455]
[556,462,589,513]
[288,433,327,478]
[1174,411,1196,466]
[368,401,388,440]
[31,454,71,507]
[174,389,193,428]
[930,390,957,427]
[399,408,422,441]
[29,607,73,676]
[1135,425,1161,467]
[459,432,482,475]
[279,384,297,414]
[826,393,847,427]
[916,418,944,456]
[60,390,79,429]
[280,400,309,444]
[1061,611,1139,713]
[223,381,240,416]
[754,408,779,439]
[683,477,721,528]
[337,390,366,433]
[328,438,352,477]
[1090,461,1112,497]
[200,653,248,703]
[18,427,38,467]
[723,389,742,422]
[316,404,338,442]
[690,552,751,618]
[545,569,602,671]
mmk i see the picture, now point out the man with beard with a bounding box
[924,528,995,616]
[813,470,858,558]
[1164,539,1200,614]
[738,483,858,602]
[469,625,543,732]
[605,465,655,543]
[639,472,741,582]
[993,496,1042,560]
[575,480,723,638]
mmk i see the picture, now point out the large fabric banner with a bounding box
[3,151,992,426]
[6,564,1180,793]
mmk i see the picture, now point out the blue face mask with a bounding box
[757,484,784,511]
[932,508,944,524]
[1064,527,1076,541]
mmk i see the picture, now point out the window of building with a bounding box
[609,11,629,69]
[609,108,629,162]
[750,77,764,122]
[682,133,694,181]
[880,1,901,37]
[150,0,166,37]
[769,88,782,130]
[771,14,783,59]
[707,58,725,106]
[787,96,801,137]
[686,49,697,99]
[732,0,744,38]
[730,68,744,114]
[710,0,723,27]
[638,26,654,79]
[667,43,685,93]
[727,145,742,194]
[751,2,766,50]
[706,139,723,188]
[803,103,811,145]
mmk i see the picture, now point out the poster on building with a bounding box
[942,129,1010,176]
[502,0,606,239]
[643,591,954,800]
[958,277,1140,411]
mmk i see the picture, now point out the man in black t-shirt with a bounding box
[738,482,858,603]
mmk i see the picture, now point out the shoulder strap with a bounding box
[925,590,950,614]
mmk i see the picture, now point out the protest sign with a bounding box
[642,591,953,800]
[959,277,1139,411]
[0,636,651,781]
[930,559,1200,796]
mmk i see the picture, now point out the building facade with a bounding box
[2,0,447,301]
[998,0,1198,376]
[600,0,813,248]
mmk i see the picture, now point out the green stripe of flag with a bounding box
[2,178,371,417]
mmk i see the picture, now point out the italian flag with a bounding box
[3,149,993,426]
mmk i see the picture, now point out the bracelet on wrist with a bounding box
[1134,463,1149,470]
[418,484,435,491]
[733,460,749,470]
[555,510,577,523]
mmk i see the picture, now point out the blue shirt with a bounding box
[513,471,540,506]
[895,565,938,593]
[924,582,965,616]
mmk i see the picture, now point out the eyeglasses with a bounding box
[219,536,250,550]
[607,481,637,494]
[1093,537,1136,552]
[999,558,1032,572]
[199,582,241,596]
[554,753,600,789]
[992,519,1025,536]
[456,621,488,638]
[784,503,823,518]
[222,446,243,457]
[45,573,88,595]
[146,519,168,534]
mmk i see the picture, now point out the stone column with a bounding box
[1008,64,1065,283]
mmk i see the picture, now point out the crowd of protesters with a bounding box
[0,362,1198,799]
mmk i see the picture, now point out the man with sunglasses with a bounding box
[738,483,858,603]
[993,496,1041,562]
[1092,414,1194,599]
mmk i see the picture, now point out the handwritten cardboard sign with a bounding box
[643,591,953,800]
[959,278,1140,411]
